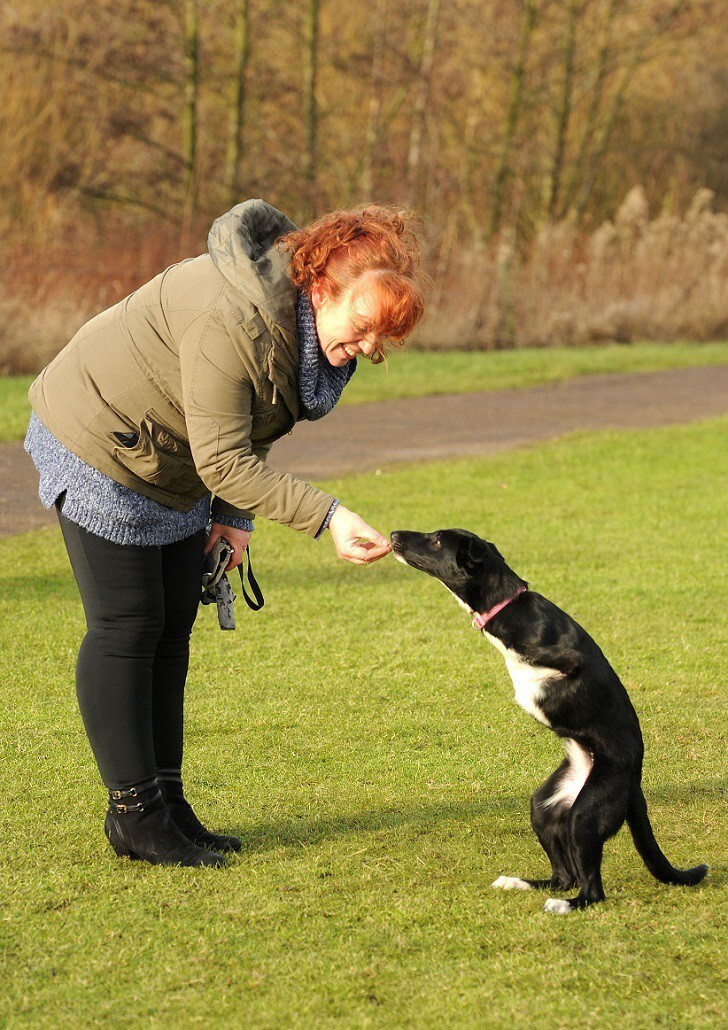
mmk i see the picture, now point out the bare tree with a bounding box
[225,0,250,208]
[543,0,584,220]
[360,0,388,200]
[182,0,199,211]
[406,0,441,209]
[0,0,722,256]
[570,0,688,220]
[560,0,619,217]
[488,0,539,238]
[301,0,320,223]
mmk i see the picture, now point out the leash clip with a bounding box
[201,538,265,630]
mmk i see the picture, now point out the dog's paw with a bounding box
[543,898,573,915]
[491,875,533,891]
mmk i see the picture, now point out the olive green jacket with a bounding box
[29,200,335,537]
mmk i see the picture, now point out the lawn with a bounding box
[2,340,727,442]
[0,419,725,1025]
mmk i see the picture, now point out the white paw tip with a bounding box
[543,898,573,915]
[491,875,533,891]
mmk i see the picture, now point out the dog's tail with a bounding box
[627,786,708,886]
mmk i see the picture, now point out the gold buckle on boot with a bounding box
[111,787,138,800]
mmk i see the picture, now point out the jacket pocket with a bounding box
[112,410,203,496]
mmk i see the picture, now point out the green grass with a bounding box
[2,341,727,441]
[345,339,728,405]
[1,419,726,1025]
[0,374,34,442]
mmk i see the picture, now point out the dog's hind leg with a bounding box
[530,807,577,891]
[491,761,577,893]
[543,764,630,914]
[529,762,578,890]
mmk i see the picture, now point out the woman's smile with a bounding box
[310,282,380,367]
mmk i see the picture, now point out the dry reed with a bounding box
[420,187,728,350]
[1,186,726,374]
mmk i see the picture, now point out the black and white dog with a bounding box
[390,528,708,913]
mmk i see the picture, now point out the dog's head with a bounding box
[390,528,527,616]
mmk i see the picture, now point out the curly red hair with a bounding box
[279,206,425,361]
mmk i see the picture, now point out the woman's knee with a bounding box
[160,598,199,643]
[85,609,166,657]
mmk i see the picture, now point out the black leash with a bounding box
[201,538,265,628]
[238,546,264,611]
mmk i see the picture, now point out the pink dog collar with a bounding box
[472,586,526,630]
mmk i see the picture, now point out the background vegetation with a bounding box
[1,0,727,368]
[1,419,725,1024]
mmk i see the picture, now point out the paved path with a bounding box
[2,365,726,537]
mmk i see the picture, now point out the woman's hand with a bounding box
[328,505,391,565]
[204,522,252,571]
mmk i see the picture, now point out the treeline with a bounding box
[1,0,726,362]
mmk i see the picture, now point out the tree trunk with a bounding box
[544,0,581,220]
[459,69,487,248]
[301,0,320,224]
[488,0,538,239]
[406,0,440,209]
[225,0,250,209]
[561,0,619,217]
[573,0,687,221]
[361,0,387,200]
[182,0,199,211]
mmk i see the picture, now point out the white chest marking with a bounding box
[483,631,561,727]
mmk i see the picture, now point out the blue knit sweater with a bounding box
[25,292,353,546]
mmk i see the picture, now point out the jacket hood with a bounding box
[208,199,299,334]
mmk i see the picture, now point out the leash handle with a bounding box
[239,546,265,611]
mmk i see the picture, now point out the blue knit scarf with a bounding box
[296,291,357,421]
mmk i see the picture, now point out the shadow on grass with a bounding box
[644,779,727,804]
[229,782,723,884]
[232,795,525,854]
[0,573,74,599]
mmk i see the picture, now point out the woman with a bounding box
[25,199,425,868]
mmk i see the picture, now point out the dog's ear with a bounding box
[457,535,488,573]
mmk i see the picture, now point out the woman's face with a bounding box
[310,284,379,368]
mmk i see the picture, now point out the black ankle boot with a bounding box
[104,779,226,867]
[157,769,242,853]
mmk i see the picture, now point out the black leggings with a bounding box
[57,510,205,790]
